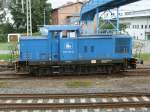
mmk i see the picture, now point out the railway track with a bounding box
[0,64,14,72]
[125,68,150,75]
[127,68,150,72]
[0,73,29,80]
[0,93,150,111]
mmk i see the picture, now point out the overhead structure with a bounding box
[80,0,141,21]
[26,0,32,36]
[17,0,32,36]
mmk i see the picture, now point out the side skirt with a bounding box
[16,61,127,76]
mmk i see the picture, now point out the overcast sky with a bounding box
[48,0,150,11]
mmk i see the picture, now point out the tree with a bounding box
[99,18,115,30]
[119,23,127,31]
[99,18,127,32]
[10,0,52,33]
[0,23,14,42]
[0,1,2,9]
[0,2,6,23]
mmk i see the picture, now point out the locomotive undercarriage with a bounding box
[16,59,136,76]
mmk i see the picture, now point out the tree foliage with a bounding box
[10,0,52,33]
[0,10,7,23]
[99,18,114,30]
[0,23,14,42]
[99,18,127,32]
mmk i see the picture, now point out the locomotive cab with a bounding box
[46,25,80,62]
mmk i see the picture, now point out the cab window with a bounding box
[52,32,59,38]
[62,31,67,38]
[68,31,77,38]
[61,30,77,38]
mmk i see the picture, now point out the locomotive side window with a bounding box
[52,32,59,38]
[69,31,77,38]
[61,30,77,38]
[62,30,67,38]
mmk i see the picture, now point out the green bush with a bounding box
[0,34,7,42]
[0,23,14,42]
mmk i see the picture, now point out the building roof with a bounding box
[120,9,150,19]
[52,1,84,11]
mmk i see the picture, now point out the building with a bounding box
[51,1,84,25]
[120,9,150,40]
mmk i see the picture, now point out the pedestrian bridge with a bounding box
[80,0,141,21]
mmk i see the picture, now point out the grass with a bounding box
[32,32,41,36]
[140,53,150,61]
[0,54,12,61]
[0,43,13,50]
[0,81,7,88]
[0,53,18,61]
[0,42,18,61]
[65,80,93,88]
[0,42,18,50]
[0,54,18,61]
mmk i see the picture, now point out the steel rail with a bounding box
[0,68,150,80]
[0,102,150,110]
[0,93,149,99]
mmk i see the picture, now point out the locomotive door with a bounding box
[51,32,60,61]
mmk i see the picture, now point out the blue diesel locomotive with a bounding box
[16,25,136,75]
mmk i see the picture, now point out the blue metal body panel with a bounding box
[60,39,78,61]
[20,38,49,61]
[78,37,115,60]
[51,35,60,61]
[19,25,132,62]
[59,36,132,61]
[45,25,80,31]
[80,0,140,21]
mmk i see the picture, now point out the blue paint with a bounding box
[20,38,49,61]
[19,25,132,62]
[80,0,140,21]
[116,7,120,33]
[96,8,99,34]
[45,25,80,31]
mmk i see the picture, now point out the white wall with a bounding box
[120,16,150,40]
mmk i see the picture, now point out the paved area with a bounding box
[0,73,150,94]
[0,50,10,54]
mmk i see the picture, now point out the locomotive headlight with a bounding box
[91,60,97,64]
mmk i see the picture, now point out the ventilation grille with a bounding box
[115,38,130,54]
